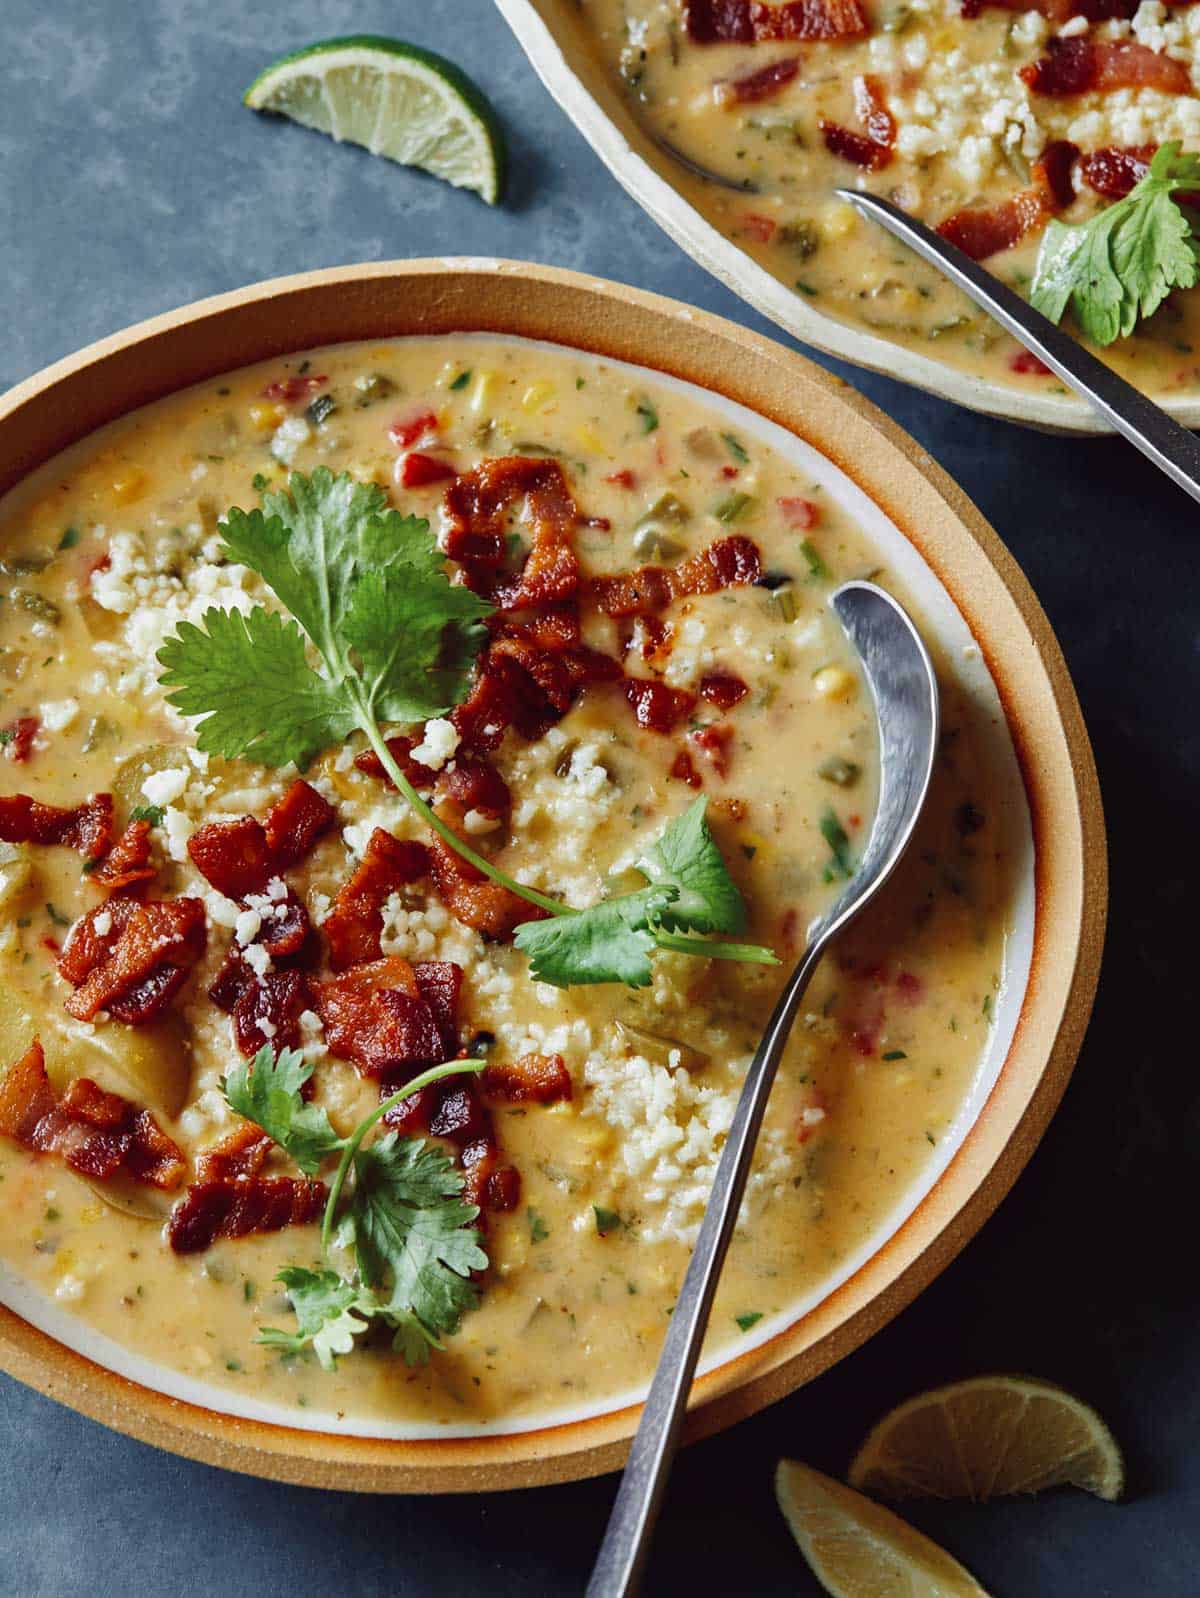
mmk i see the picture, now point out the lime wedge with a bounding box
[244,36,505,204]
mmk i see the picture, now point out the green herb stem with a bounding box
[320,1057,486,1251]
[649,931,780,965]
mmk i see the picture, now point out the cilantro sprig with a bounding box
[226,1046,486,1368]
[158,469,777,985]
[1031,143,1200,346]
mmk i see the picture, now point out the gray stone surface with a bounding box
[1,2,1197,1593]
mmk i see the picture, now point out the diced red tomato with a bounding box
[739,212,778,244]
[1008,349,1052,376]
[387,409,439,450]
[605,469,636,489]
[777,496,820,530]
[263,375,327,404]
[396,451,457,489]
[720,464,740,479]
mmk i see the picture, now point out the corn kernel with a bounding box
[821,202,858,241]
[574,423,606,454]
[469,371,496,414]
[813,664,857,701]
[521,380,555,415]
[110,466,148,505]
[248,401,285,432]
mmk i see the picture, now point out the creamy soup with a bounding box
[0,335,1014,1431]
[581,0,1200,395]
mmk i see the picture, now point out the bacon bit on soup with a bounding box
[435,757,511,822]
[962,0,1133,19]
[427,801,546,940]
[189,780,334,899]
[669,749,704,788]
[606,469,637,488]
[323,828,431,971]
[938,140,1078,258]
[691,722,735,778]
[232,969,312,1058]
[413,959,464,1058]
[0,792,113,859]
[778,497,820,532]
[263,374,327,405]
[699,672,750,711]
[167,1175,327,1254]
[58,895,207,1024]
[208,892,317,1016]
[590,533,762,617]
[444,456,581,611]
[2,716,39,763]
[1079,143,1154,197]
[315,955,444,1077]
[1020,38,1192,95]
[820,74,896,170]
[684,0,870,44]
[89,819,156,894]
[482,1053,573,1104]
[354,734,438,790]
[716,56,801,108]
[383,1067,517,1213]
[195,1123,273,1184]
[1009,349,1053,376]
[624,678,698,734]
[738,210,778,243]
[387,409,439,449]
[397,451,458,489]
[0,1039,185,1188]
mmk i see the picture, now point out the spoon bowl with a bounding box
[588,580,940,1597]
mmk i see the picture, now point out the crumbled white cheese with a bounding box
[270,416,311,465]
[410,717,460,771]
[41,699,79,733]
[141,767,189,808]
[243,943,272,978]
[234,908,262,947]
[91,910,113,938]
[162,806,191,863]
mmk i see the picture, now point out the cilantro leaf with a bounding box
[1031,142,1200,346]
[635,796,747,935]
[338,1133,486,1354]
[342,564,490,723]
[158,606,355,768]
[258,1267,371,1371]
[222,1045,343,1176]
[514,887,675,988]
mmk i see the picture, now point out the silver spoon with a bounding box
[588,580,940,1597]
[835,187,1200,506]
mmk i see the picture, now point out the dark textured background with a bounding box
[1,3,1197,1593]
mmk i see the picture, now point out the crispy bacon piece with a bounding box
[167,1176,327,1254]
[59,896,206,1023]
[188,815,274,901]
[189,780,334,899]
[353,734,438,790]
[324,828,431,971]
[590,535,762,617]
[692,723,735,778]
[398,451,457,488]
[1079,143,1155,198]
[2,716,39,763]
[684,0,870,42]
[264,780,336,871]
[670,749,703,788]
[381,1070,519,1213]
[233,969,311,1057]
[963,0,1133,18]
[820,75,896,170]
[208,891,316,1015]
[0,1039,185,1188]
[443,457,581,610]
[714,56,801,105]
[461,1136,521,1212]
[699,672,749,711]
[195,1123,273,1183]
[90,819,156,893]
[427,826,543,940]
[315,955,449,1078]
[481,1053,572,1105]
[624,679,698,735]
[938,140,1078,259]
[0,792,113,859]
[435,758,512,822]
[1020,38,1192,95]
[413,960,463,1058]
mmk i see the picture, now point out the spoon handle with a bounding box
[837,188,1200,508]
[586,937,825,1598]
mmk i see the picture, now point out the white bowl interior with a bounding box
[0,333,1034,1440]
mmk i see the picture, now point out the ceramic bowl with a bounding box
[0,260,1104,1490]
[496,0,1199,435]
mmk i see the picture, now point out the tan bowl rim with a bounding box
[495,0,1190,436]
[0,258,1106,1492]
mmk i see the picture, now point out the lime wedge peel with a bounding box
[244,35,505,205]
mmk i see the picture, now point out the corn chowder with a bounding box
[0,335,1013,1430]
[582,0,1200,395]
